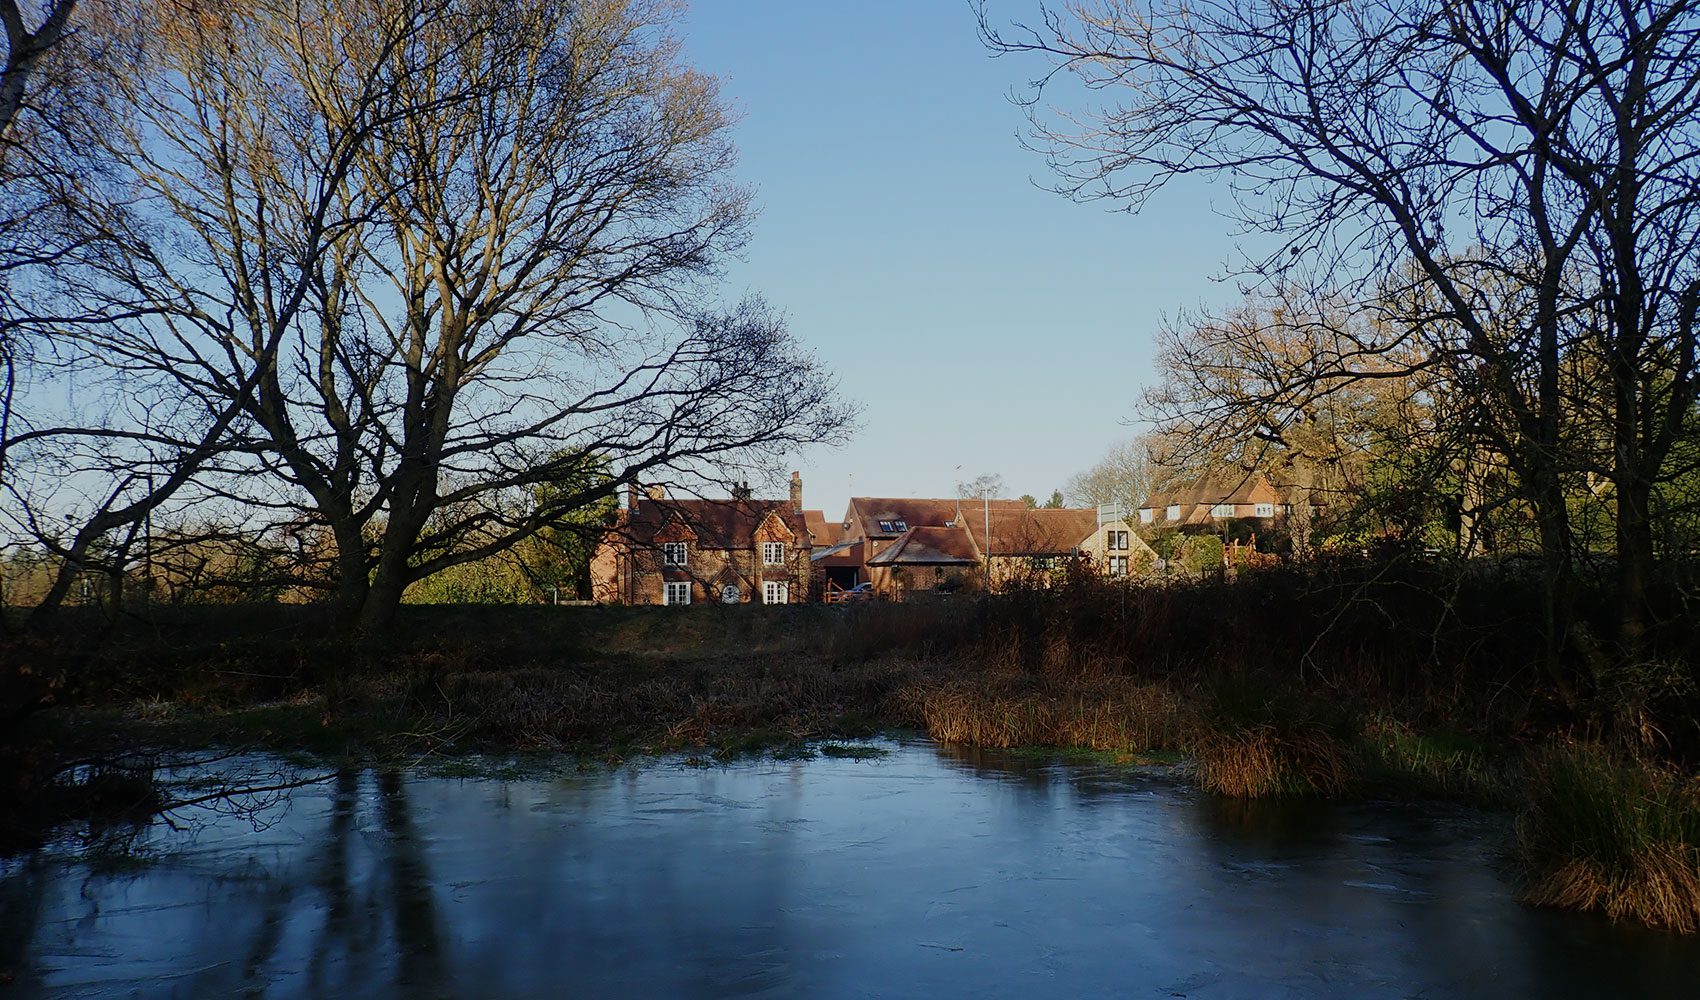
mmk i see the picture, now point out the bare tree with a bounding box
[2,0,426,625]
[46,0,848,635]
[983,0,1700,666]
[1065,436,1160,516]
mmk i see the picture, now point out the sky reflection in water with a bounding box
[4,740,1699,999]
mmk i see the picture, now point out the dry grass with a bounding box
[1194,723,1355,798]
[426,654,932,752]
[898,675,1192,752]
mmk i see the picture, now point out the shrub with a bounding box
[1178,535,1225,573]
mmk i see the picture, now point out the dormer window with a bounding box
[877,519,908,533]
[1210,504,1234,518]
[762,541,786,565]
[661,541,688,566]
[892,519,908,532]
[1254,503,1275,518]
[1165,504,1181,520]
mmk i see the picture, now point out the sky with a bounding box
[674,1,1250,519]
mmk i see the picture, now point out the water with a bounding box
[3,739,1698,998]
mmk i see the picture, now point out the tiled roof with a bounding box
[960,508,1099,556]
[802,509,841,548]
[616,498,806,550]
[1140,473,1284,511]
[845,497,1026,538]
[866,526,981,566]
[811,539,866,568]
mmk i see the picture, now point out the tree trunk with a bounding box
[357,563,408,637]
[1531,466,1579,710]
[1615,474,1655,659]
[329,523,372,636]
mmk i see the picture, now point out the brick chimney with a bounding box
[789,471,803,513]
[627,482,640,511]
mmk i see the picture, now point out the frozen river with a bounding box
[4,739,1698,998]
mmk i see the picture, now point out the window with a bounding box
[1107,530,1129,551]
[664,581,691,605]
[1108,556,1129,577]
[877,520,894,533]
[1210,503,1234,518]
[1166,504,1181,520]
[661,541,687,566]
[1254,503,1275,518]
[762,581,788,604]
[720,585,740,603]
[762,541,786,565]
[892,519,907,532]
[1139,508,1154,524]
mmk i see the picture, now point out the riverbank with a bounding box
[6,570,1700,931]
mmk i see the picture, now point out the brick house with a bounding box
[844,500,1156,600]
[590,473,817,605]
[1137,473,1291,527]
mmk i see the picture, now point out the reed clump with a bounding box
[899,675,1192,752]
[1191,680,1356,799]
[1516,745,1700,933]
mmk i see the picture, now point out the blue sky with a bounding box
[677,1,1247,517]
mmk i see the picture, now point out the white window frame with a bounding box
[661,541,688,566]
[664,581,691,605]
[762,581,788,605]
[1139,508,1154,524]
[1210,503,1234,518]
[1108,556,1129,577]
[762,541,786,565]
[1165,504,1181,520]
[1254,503,1275,518]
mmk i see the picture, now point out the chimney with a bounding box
[731,481,752,502]
[789,471,803,513]
[627,483,640,511]
[647,485,666,503]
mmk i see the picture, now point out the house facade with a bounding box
[1137,473,1290,528]
[842,499,1157,600]
[590,473,818,605]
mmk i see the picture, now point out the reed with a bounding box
[1190,679,1357,799]
[1516,745,1700,933]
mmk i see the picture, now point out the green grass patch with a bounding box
[819,743,890,760]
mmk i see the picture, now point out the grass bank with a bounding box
[7,563,1700,930]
